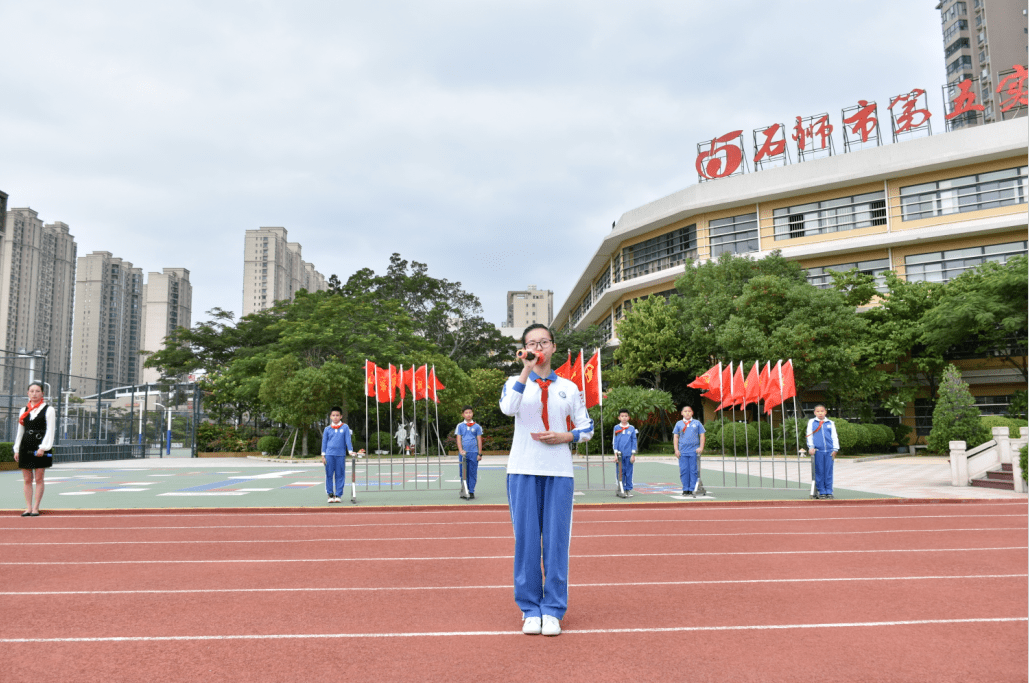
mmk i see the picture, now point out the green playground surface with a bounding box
[0,456,893,510]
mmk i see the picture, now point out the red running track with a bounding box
[0,500,1025,683]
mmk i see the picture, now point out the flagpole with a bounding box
[364,360,370,456]
[765,361,775,489]
[399,364,406,490]
[597,348,604,458]
[741,362,750,486]
[718,361,726,488]
[730,362,738,486]
[432,365,443,490]
[388,366,394,456]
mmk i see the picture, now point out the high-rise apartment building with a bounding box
[139,268,192,384]
[507,285,554,328]
[242,227,328,316]
[938,0,1028,128]
[70,252,143,392]
[0,208,77,389]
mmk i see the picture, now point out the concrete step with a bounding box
[970,477,1015,490]
[985,470,1014,482]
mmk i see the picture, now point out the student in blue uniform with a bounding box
[321,407,363,503]
[500,323,593,637]
[612,409,638,497]
[806,404,840,499]
[672,405,705,497]
[456,405,484,500]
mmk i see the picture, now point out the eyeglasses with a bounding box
[524,340,554,350]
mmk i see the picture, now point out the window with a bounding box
[943,19,968,42]
[941,1,967,22]
[947,55,973,75]
[773,192,885,241]
[593,267,611,300]
[899,166,1027,220]
[944,37,969,58]
[905,240,1028,283]
[914,399,934,436]
[806,258,891,290]
[709,214,758,257]
[617,224,696,281]
[598,314,612,341]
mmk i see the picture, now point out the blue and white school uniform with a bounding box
[321,422,354,497]
[455,420,484,494]
[499,370,593,621]
[612,424,638,492]
[672,419,705,492]
[806,418,840,495]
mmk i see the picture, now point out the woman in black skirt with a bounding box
[13,382,56,517]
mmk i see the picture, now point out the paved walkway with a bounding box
[2,452,1024,511]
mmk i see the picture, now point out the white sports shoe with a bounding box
[522,617,542,635]
[541,615,561,636]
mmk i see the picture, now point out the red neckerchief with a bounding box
[683,419,692,428]
[811,418,827,435]
[534,378,552,430]
[614,424,630,435]
[464,421,476,428]
[20,400,43,426]
[330,422,345,430]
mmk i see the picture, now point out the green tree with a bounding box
[919,255,1028,383]
[860,272,947,411]
[259,357,349,456]
[589,385,675,450]
[926,364,990,453]
[465,368,506,428]
[613,295,693,392]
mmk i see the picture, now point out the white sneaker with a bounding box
[522,617,542,635]
[542,615,561,636]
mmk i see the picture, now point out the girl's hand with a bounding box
[535,431,571,446]
[36,449,45,457]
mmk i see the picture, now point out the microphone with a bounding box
[516,349,538,362]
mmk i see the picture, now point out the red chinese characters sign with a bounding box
[696,130,745,181]
[694,64,1026,183]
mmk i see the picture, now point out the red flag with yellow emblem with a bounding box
[583,350,601,409]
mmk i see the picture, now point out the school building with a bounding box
[551,117,1027,438]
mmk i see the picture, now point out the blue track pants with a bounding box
[678,452,698,492]
[618,452,634,491]
[324,454,346,497]
[507,474,574,620]
[464,454,479,493]
[814,449,834,494]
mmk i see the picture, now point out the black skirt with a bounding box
[18,451,53,469]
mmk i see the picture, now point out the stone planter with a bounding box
[0,461,18,471]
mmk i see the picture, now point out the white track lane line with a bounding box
[0,512,1024,533]
[1,617,1024,643]
[2,573,1024,597]
[0,500,1021,523]
[3,526,1025,546]
[1,546,1025,565]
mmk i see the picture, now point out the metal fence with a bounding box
[0,352,202,461]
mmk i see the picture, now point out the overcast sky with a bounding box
[1,0,948,329]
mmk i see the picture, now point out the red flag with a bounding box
[764,361,784,413]
[717,362,735,411]
[428,366,445,403]
[743,361,761,407]
[375,365,392,403]
[688,364,720,393]
[554,351,573,381]
[731,363,745,406]
[781,359,797,401]
[583,350,601,409]
[759,362,771,402]
[704,362,724,404]
[389,364,399,399]
[365,360,377,398]
[414,365,429,400]
[568,350,585,391]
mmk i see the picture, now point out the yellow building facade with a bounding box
[553,118,1027,434]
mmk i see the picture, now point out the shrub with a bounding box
[703,419,723,451]
[834,420,860,454]
[0,442,13,462]
[721,421,759,455]
[257,436,284,455]
[862,423,892,452]
[980,416,1028,439]
[927,365,991,453]
[894,423,913,447]
[775,418,805,453]
[1020,445,1028,484]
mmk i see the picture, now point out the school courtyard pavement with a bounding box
[1,453,1024,512]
